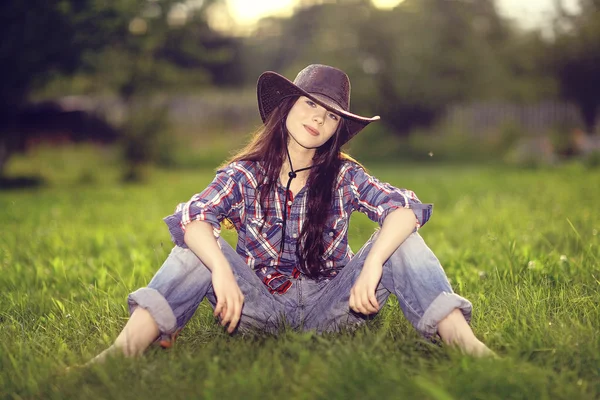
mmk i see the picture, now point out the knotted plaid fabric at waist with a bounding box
[254,264,343,294]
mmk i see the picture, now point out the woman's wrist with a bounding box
[363,254,385,268]
[210,259,233,273]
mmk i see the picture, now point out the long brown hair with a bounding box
[223,96,358,278]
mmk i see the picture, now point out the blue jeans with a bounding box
[128,232,472,344]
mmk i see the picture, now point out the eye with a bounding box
[305,99,317,107]
[328,113,339,121]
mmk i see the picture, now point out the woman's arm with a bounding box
[184,220,244,333]
[363,207,417,265]
[349,207,417,315]
[346,162,432,231]
[164,164,244,248]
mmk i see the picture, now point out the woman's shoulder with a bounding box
[338,157,368,181]
[217,160,263,187]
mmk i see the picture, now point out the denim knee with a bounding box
[128,246,212,338]
[381,233,472,338]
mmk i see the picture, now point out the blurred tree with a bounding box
[0,1,110,108]
[0,0,241,178]
[84,0,242,101]
[80,0,242,180]
[0,0,109,175]
[364,0,556,133]
[240,0,553,136]
[551,0,600,134]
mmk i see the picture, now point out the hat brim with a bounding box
[257,71,380,144]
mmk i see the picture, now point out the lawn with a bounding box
[1,156,599,399]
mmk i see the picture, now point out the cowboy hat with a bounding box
[257,64,380,144]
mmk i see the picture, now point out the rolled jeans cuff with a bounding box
[416,292,473,338]
[128,287,178,335]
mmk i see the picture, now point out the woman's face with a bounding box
[285,96,341,149]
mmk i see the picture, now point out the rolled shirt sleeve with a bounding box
[347,163,433,229]
[163,165,243,247]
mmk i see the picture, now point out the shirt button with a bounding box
[328,232,334,237]
[292,233,298,238]
[262,233,267,238]
[287,201,293,206]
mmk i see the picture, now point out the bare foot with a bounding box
[454,337,497,358]
[64,345,121,374]
[84,344,121,366]
[438,309,497,358]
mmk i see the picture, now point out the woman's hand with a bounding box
[183,220,245,334]
[211,264,245,333]
[349,261,383,315]
[349,208,417,315]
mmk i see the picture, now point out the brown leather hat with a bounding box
[257,64,380,144]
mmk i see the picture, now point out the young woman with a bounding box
[92,64,492,362]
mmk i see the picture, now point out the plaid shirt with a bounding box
[164,160,432,294]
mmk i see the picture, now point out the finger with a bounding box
[228,291,244,332]
[223,296,235,327]
[214,299,224,317]
[355,292,368,314]
[368,292,380,312]
[220,304,227,322]
[357,289,371,314]
[361,291,377,315]
[218,303,228,323]
[228,296,242,334]
[349,291,357,313]
[356,302,368,315]
[361,291,376,314]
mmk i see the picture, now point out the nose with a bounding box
[312,109,326,125]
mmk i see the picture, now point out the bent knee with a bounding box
[387,233,439,268]
[147,246,211,292]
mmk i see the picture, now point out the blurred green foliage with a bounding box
[0,0,239,105]
[0,0,240,178]
[120,99,173,182]
[1,0,599,179]
[550,0,600,133]
[241,0,557,135]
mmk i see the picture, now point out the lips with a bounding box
[303,125,319,136]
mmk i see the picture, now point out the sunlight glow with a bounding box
[496,0,579,31]
[371,0,404,10]
[226,0,296,25]
[219,0,581,36]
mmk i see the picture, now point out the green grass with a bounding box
[1,151,599,399]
